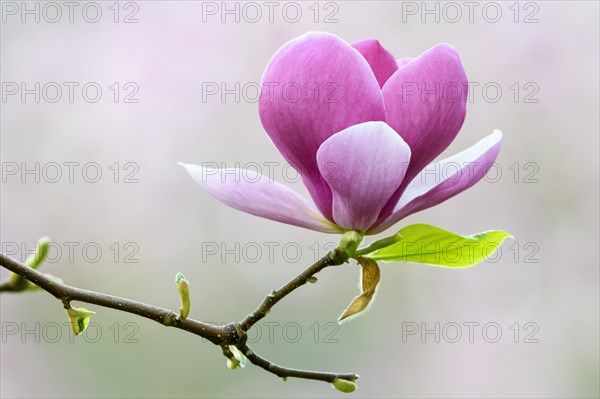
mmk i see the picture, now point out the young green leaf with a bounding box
[66,307,96,336]
[369,224,513,267]
[338,257,380,323]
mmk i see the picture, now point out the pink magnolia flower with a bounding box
[182,32,502,235]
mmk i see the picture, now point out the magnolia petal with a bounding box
[180,163,340,234]
[316,121,411,232]
[379,44,468,222]
[352,39,399,88]
[369,130,502,235]
[259,32,387,220]
[339,257,381,323]
[397,57,413,69]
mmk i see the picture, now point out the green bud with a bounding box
[230,345,247,368]
[332,378,357,393]
[175,273,191,320]
[66,307,96,336]
[307,276,318,284]
[226,345,247,369]
[25,236,51,269]
[226,358,238,370]
[339,231,363,258]
[9,237,52,289]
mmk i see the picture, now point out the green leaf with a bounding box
[369,224,513,268]
[338,257,380,323]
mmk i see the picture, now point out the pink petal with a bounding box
[378,43,469,222]
[259,32,386,221]
[383,44,468,173]
[397,57,413,69]
[352,39,399,88]
[316,122,411,232]
[369,131,502,235]
[180,163,341,234]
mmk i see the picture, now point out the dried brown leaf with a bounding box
[338,257,381,323]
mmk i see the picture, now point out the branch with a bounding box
[0,252,228,343]
[0,249,358,389]
[240,248,348,330]
[241,343,358,383]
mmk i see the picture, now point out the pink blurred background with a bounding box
[1,1,598,397]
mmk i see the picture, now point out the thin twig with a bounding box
[239,248,348,331]
[0,249,358,387]
[0,252,229,344]
[240,343,359,383]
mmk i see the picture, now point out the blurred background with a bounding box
[1,1,598,398]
